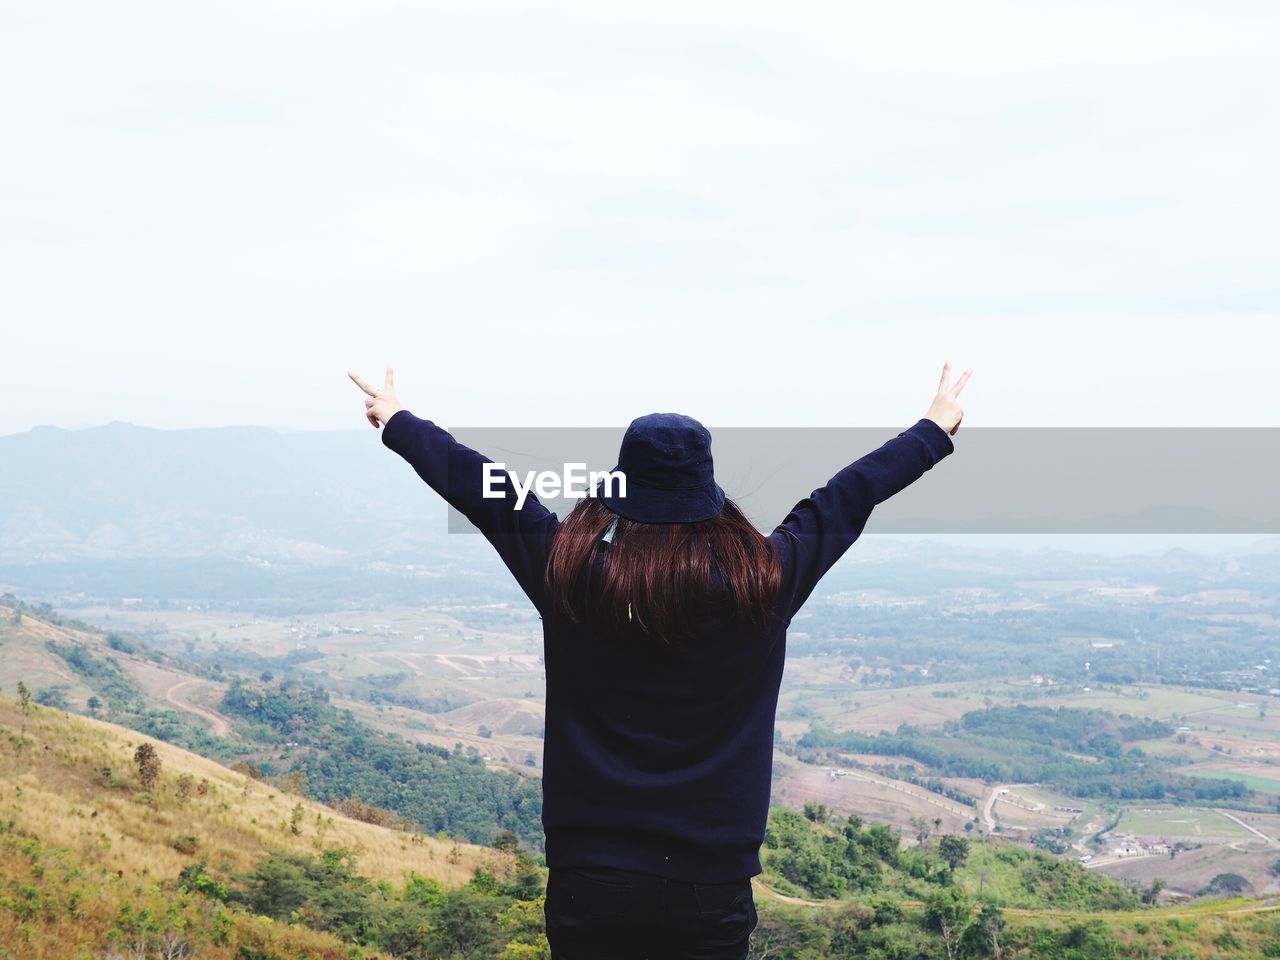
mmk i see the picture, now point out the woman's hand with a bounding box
[925,361,972,436]
[348,367,404,428]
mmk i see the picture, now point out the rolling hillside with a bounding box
[0,598,546,850]
[0,691,543,959]
[7,695,1280,957]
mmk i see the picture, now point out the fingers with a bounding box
[950,367,974,397]
[348,370,378,397]
[383,366,395,394]
[938,361,951,394]
[367,412,379,428]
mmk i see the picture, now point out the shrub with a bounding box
[133,743,161,791]
[1199,873,1250,897]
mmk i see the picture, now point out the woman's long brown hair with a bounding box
[544,496,782,647]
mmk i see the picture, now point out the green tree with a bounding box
[16,680,33,735]
[500,853,546,900]
[497,897,550,958]
[939,834,970,879]
[910,814,932,843]
[425,887,505,959]
[232,848,386,943]
[1200,873,1250,896]
[405,872,446,906]
[978,901,1005,959]
[469,868,499,895]
[134,742,161,791]
[87,695,102,717]
[925,888,973,960]
[803,801,829,823]
[36,685,69,710]
[493,829,521,853]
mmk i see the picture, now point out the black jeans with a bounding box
[544,865,758,960]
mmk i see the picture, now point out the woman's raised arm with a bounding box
[349,368,559,611]
[767,362,970,621]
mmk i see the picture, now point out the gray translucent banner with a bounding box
[445,426,1280,534]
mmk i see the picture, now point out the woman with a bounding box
[349,363,970,960]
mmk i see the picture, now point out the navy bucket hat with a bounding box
[595,412,726,523]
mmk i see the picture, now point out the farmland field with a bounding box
[1181,765,1280,794]
[37,578,1280,920]
[1115,807,1258,842]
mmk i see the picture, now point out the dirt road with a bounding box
[1217,808,1280,848]
[981,784,1005,831]
[164,677,234,737]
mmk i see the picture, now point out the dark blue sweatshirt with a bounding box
[381,411,955,882]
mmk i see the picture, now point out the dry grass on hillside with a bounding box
[0,694,498,886]
[0,693,514,958]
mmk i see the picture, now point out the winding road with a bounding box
[164,677,234,737]
[981,784,1005,831]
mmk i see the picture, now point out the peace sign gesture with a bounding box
[348,367,404,428]
[924,361,972,436]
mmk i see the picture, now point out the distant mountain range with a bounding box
[0,420,459,565]
[3,420,1279,611]
[0,420,520,609]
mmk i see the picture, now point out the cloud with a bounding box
[1,1,1277,433]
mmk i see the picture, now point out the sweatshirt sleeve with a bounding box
[767,418,955,621]
[380,409,559,612]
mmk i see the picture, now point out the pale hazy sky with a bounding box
[3,1,1278,437]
